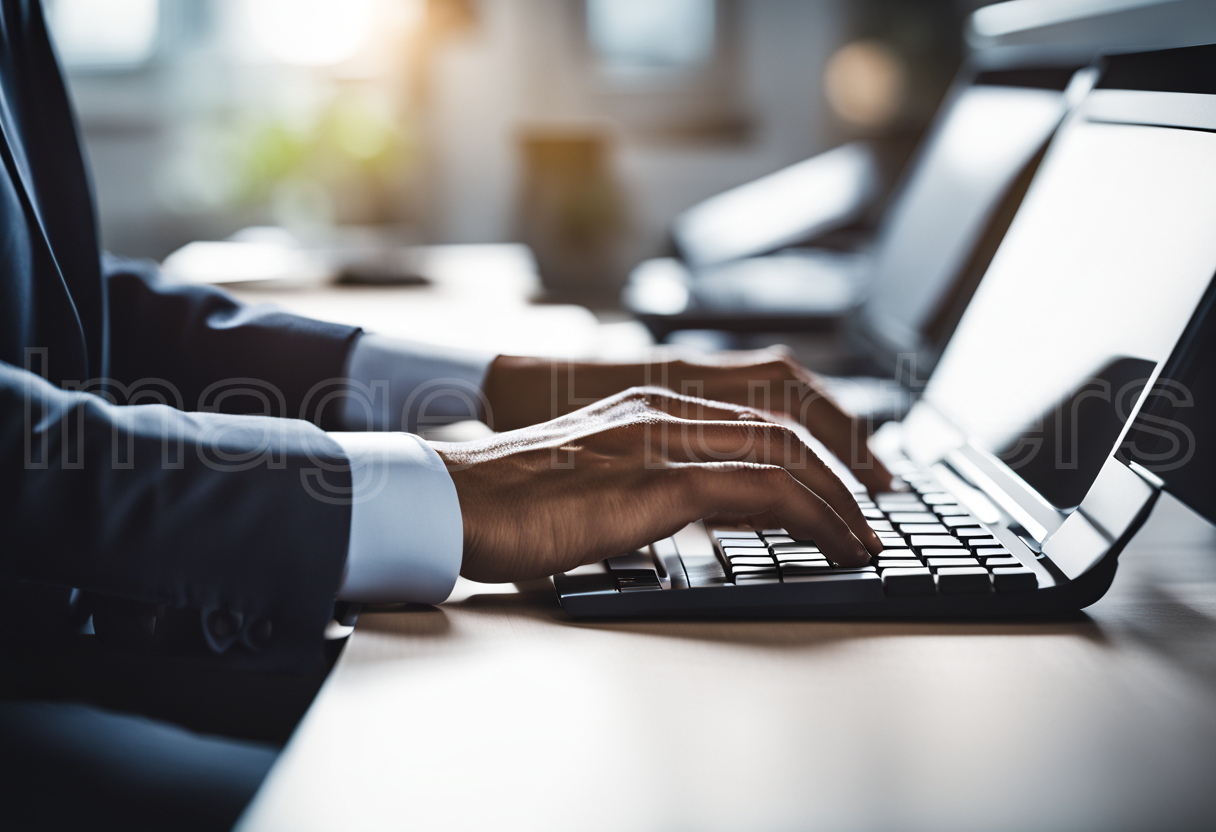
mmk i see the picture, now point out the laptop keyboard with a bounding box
[608,472,1039,597]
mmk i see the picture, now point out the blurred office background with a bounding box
[49,0,979,302]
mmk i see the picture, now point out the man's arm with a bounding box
[0,361,351,670]
[103,257,361,429]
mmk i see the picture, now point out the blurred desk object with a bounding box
[226,243,653,361]
[238,492,1216,832]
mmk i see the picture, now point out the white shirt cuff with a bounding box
[340,332,495,433]
[329,431,464,604]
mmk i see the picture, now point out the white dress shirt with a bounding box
[329,333,495,604]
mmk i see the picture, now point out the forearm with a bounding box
[104,256,360,429]
[1,361,351,664]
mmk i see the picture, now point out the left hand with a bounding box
[480,348,893,493]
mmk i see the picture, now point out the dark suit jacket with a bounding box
[0,0,361,670]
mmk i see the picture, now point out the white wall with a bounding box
[423,0,850,266]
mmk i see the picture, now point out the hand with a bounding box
[432,387,884,583]
[481,348,893,493]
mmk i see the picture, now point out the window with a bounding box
[45,0,160,69]
[586,0,716,75]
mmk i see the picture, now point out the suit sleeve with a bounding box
[0,360,353,671]
[102,255,361,429]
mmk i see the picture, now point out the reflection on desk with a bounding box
[238,493,1216,832]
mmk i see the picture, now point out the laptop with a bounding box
[624,53,1089,351]
[554,42,1216,619]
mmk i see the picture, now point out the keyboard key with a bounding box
[763,535,796,545]
[773,550,822,562]
[937,567,992,594]
[833,565,878,573]
[973,547,1011,558]
[920,493,956,505]
[941,514,980,527]
[780,562,834,575]
[876,497,923,508]
[897,523,949,535]
[771,543,821,554]
[933,504,970,516]
[983,556,1022,568]
[927,557,981,568]
[617,575,662,592]
[966,538,1004,550]
[867,520,894,532]
[910,535,963,549]
[877,499,924,512]
[992,567,1038,591]
[882,567,936,597]
[682,554,729,587]
[887,512,937,524]
[727,555,775,567]
[919,548,974,558]
[760,529,787,536]
[862,508,884,519]
[876,539,910,551]
[730,564,778,577]
[954,527,991,538]
[778,555,830,566]
[712,530,759,540]
[735,572,782,584]
[876,558,922,570]
[720,539,768,550]
[781,573,885,601]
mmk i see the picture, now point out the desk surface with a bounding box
[239,492,1216,832]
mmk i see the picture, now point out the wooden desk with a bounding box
[238,492,1216,832]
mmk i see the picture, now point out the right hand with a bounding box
[430,388,884,583]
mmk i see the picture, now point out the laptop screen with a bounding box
[922,116,1216,510]
[855,82,1068,370]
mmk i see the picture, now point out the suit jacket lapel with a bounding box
[0,76,90,382]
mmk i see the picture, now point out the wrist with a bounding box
[482,355,549,431]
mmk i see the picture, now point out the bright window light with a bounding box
[244,0,379,67]
[587,0,716,72]
[46,0,160,68]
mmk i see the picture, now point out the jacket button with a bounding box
[207,609,239,640]
[245,617,273,649]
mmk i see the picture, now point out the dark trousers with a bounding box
[0,630,341,831]
[0,701,279,832]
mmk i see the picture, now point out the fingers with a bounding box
[795,390,894,494]
[673,464,871,566]
[660,357,897,494]
[608,388,881,554]
[658,419,882,555]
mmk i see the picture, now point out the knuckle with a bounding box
[734,405,769,422]
[608,415,654,438]
[758,421,797,445]
[622,385,676,408]
[748,462,790,486]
